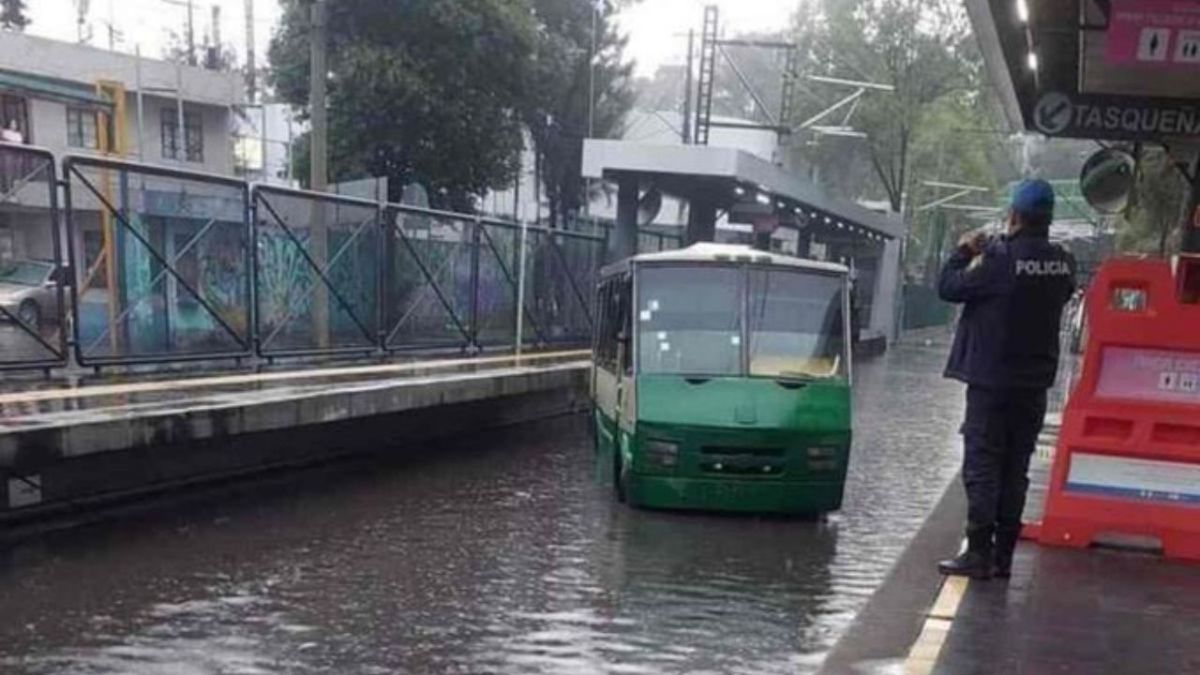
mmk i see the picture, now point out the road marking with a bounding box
[904,575,969,674]
[0,350,590,406]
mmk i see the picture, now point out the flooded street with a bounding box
[0,339,966,674]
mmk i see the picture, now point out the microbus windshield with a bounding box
[636,263,847,379]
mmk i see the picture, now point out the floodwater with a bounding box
[0,337,966,674]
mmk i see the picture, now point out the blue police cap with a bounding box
[1011,179,1055,220]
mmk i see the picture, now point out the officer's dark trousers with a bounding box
[961,386,1048,544]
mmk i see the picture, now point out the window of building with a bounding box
[66,107,99,149]
[0,95,30,143]
[82,229,106,289]
[161,108,204,162]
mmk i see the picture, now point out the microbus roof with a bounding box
[601,243,851,278]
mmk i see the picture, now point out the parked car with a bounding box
[0,259,62,331]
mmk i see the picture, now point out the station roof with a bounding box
[582,139,905,241]
[967,0,1200,142]
[634,243,851,274]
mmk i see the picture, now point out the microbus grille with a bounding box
[701,446,784,457]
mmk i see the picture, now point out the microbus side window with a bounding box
[596,278,618,373]
[593,280,610,369]
[618,276,633,375]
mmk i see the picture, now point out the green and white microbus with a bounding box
[591,243,853,514]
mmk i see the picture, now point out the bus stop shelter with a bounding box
[582,139,907,345]
[966,0,1200,252]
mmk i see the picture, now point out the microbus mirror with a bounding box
[1080,147,1136,215]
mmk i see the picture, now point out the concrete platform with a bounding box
[0,352,590,524]
[821,413,1200,674]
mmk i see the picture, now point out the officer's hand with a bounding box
[958,229,990,255]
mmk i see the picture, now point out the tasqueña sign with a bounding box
[1033,91,1200,140]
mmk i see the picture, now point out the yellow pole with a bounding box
[96,81,127,354]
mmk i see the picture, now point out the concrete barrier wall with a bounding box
[0,363,589,525]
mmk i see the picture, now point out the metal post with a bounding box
[309,0,329,346]
[175,62,185,164]
[583,2,598,219]
[186,0,196,65]
[515,218,528,361]
[244,0,257,103]
[211,5,221,58]
[686,194,716,245]
[588,4,598,141]
[309,0,328,191]
[682,29,694,144]
[469,216,481,350]
[285,116,293,183]
[134,46,145,161]
[260,103,268,182]
[512,141,522,223]
[615,174,639,260]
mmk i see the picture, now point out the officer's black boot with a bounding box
[993,526,1020,579]
[937,526,993,580]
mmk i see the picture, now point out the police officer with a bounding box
[937,179,1076,580]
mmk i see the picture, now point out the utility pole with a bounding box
[309,0,328,191]
[244,0,257,103]
[588,3,598,140]
[682,29,694,144]
[309,0,329,347]
[583,2,599,220]
[161,0,197,65]
[187,0,196,65]
[75,0,91,43]
[211,5,221,66]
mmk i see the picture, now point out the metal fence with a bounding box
[254,186,381,358]
[0,145,67,370]
[64,156,254,366]
[0,147,607,371]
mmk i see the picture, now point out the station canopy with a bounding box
[582,139,905,242]
[968,0,1200,142]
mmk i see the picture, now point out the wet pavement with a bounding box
[0,338,967,674]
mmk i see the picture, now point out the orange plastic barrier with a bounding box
[1028,255,1200,562]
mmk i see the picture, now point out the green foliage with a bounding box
[270,0,538,210]
[0,0,28,31]
[780,0,1011,281]
[789,0,992,211]
[268,0,635,215]
[1119,148,1187,256]
[524,0,636,227]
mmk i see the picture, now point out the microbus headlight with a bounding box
[644,439,680,468]
[807,447,840,472]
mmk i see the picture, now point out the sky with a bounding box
[27,0,797,77]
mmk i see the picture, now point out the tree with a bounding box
[786,0,986,213]
[269,0,537,210]
[523,0,636,228]
[0,0,29,31]
[1120,148,1188,256]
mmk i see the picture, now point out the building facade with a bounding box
[0,33,247,349]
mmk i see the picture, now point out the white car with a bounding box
[0,259,62,330]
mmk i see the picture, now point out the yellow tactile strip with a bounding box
[904,574,969,674]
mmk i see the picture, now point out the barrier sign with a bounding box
[1030,257,1200,563]
[1095,346,1200,403]
[1066,453,1200,505]
[1033,91,1200,140]
[1107,0,1200,67]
